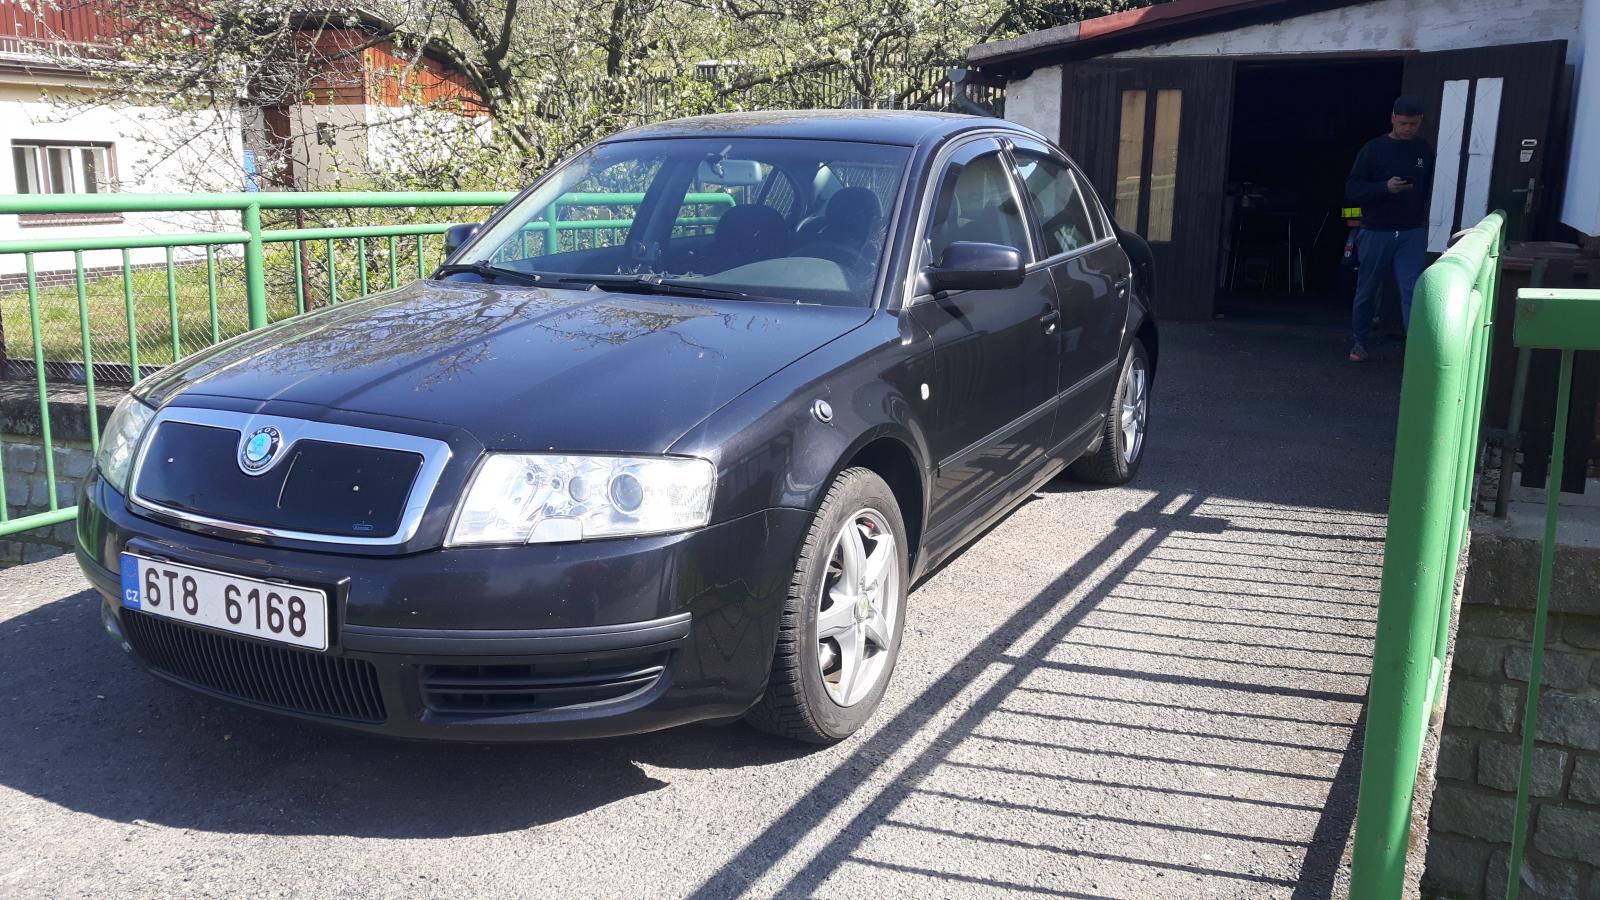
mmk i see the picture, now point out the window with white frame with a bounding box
[11,142,114,194]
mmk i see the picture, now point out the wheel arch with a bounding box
[836,433,927,571]
[1136,316,1159,374]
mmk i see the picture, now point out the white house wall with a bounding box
[1004,66,1065,144]
[287,102,371,188]
[364,104,492,176]
[1104,0,1581,58]
[1561,0,1600,236]
[0,76,244,277]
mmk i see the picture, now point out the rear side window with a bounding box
[927,149,1032,263]
[1013,149,1099,257]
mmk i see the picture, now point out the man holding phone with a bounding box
[1344,95,1435,361]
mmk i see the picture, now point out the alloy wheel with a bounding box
[1121,358,1148,464]
[815,507,901,707]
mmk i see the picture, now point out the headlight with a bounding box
[447,454,716,546]
[96,396,156,493]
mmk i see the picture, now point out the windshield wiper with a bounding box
[433,262,548,286]
[557,274,784,303]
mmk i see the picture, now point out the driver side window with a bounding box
[927,148,1032,265]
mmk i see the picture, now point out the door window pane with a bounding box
[1074,171,1110,239]
[1115,90,1146,226]
[928,150,1032,263]
[1014,150,1097,257]
[1147,89,1182,242]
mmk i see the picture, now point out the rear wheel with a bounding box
[745,467,908,743]
[1069,341,1151,485]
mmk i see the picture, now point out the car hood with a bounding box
[140,280,871,452]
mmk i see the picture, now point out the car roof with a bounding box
[604,109,1040,148]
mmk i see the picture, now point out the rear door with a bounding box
[908,137,1060,525]
[1008,137,1129,447]
[1063,58,1233,320]
[1401,41,1566,248]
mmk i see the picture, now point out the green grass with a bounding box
[0,239,436,369]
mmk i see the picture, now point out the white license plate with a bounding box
[120,553,329,651]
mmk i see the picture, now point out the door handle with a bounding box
[1511,178,1537,214]
[1040,307,1060,335]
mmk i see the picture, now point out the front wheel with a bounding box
[1068,341,1151,485]
[744,467,908,743]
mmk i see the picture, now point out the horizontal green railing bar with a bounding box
[257,215,722,246]
[0,191,517,214]
[0,507,77,539]
[0,232,249,254]
[262,223,454,243]
[1513,287,1600,350]
[1349,211,1505,898]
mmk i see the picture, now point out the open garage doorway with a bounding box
[1216,58,1404,327]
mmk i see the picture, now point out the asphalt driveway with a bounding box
[0,321,1401,898]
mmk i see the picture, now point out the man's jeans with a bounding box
[1352,226,1427,347]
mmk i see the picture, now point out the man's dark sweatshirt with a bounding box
[1345,135,1436,230]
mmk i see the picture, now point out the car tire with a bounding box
[745,467,908,744]
[1068,340,1151,485]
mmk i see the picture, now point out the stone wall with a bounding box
[1423,526,1600,900]
[0,380,122,567]
[0,435,89,564]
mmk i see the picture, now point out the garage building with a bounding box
[967,0,1592,323]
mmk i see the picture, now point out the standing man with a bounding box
[1344,95,1434,362]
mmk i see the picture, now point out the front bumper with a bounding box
[78,473,813,741]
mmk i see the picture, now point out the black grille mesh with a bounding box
[123,611,386,723]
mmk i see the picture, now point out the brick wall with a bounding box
[1423,531,1600,899]
[0,259,169,293]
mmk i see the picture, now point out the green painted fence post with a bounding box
[1349,214,1503,897]
[242,202,268,329]
[1505,348,1573,900]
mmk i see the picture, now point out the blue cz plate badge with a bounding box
[119,554,142,609]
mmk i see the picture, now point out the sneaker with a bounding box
[1348,343,1369,362]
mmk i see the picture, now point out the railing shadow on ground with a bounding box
[684,486,1381,899]
[0,485,1380,875]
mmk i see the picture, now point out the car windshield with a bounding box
[455,138,911,307]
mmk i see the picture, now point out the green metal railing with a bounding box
[0,189,734,540]
[1348,211,1600,897]
[1498,285,1594,900]
[1348,211,1503,898]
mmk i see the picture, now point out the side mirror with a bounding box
[926,242,1026,292]
[443,222,482,259]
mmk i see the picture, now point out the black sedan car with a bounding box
[77,111,1156,743]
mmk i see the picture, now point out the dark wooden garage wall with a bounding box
[1060,58,1235,321]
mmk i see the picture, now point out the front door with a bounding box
[1062,58,1233,320]
[1401,41,1566,248]
[908,137,1060,525]
[1008,137,1129,446]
